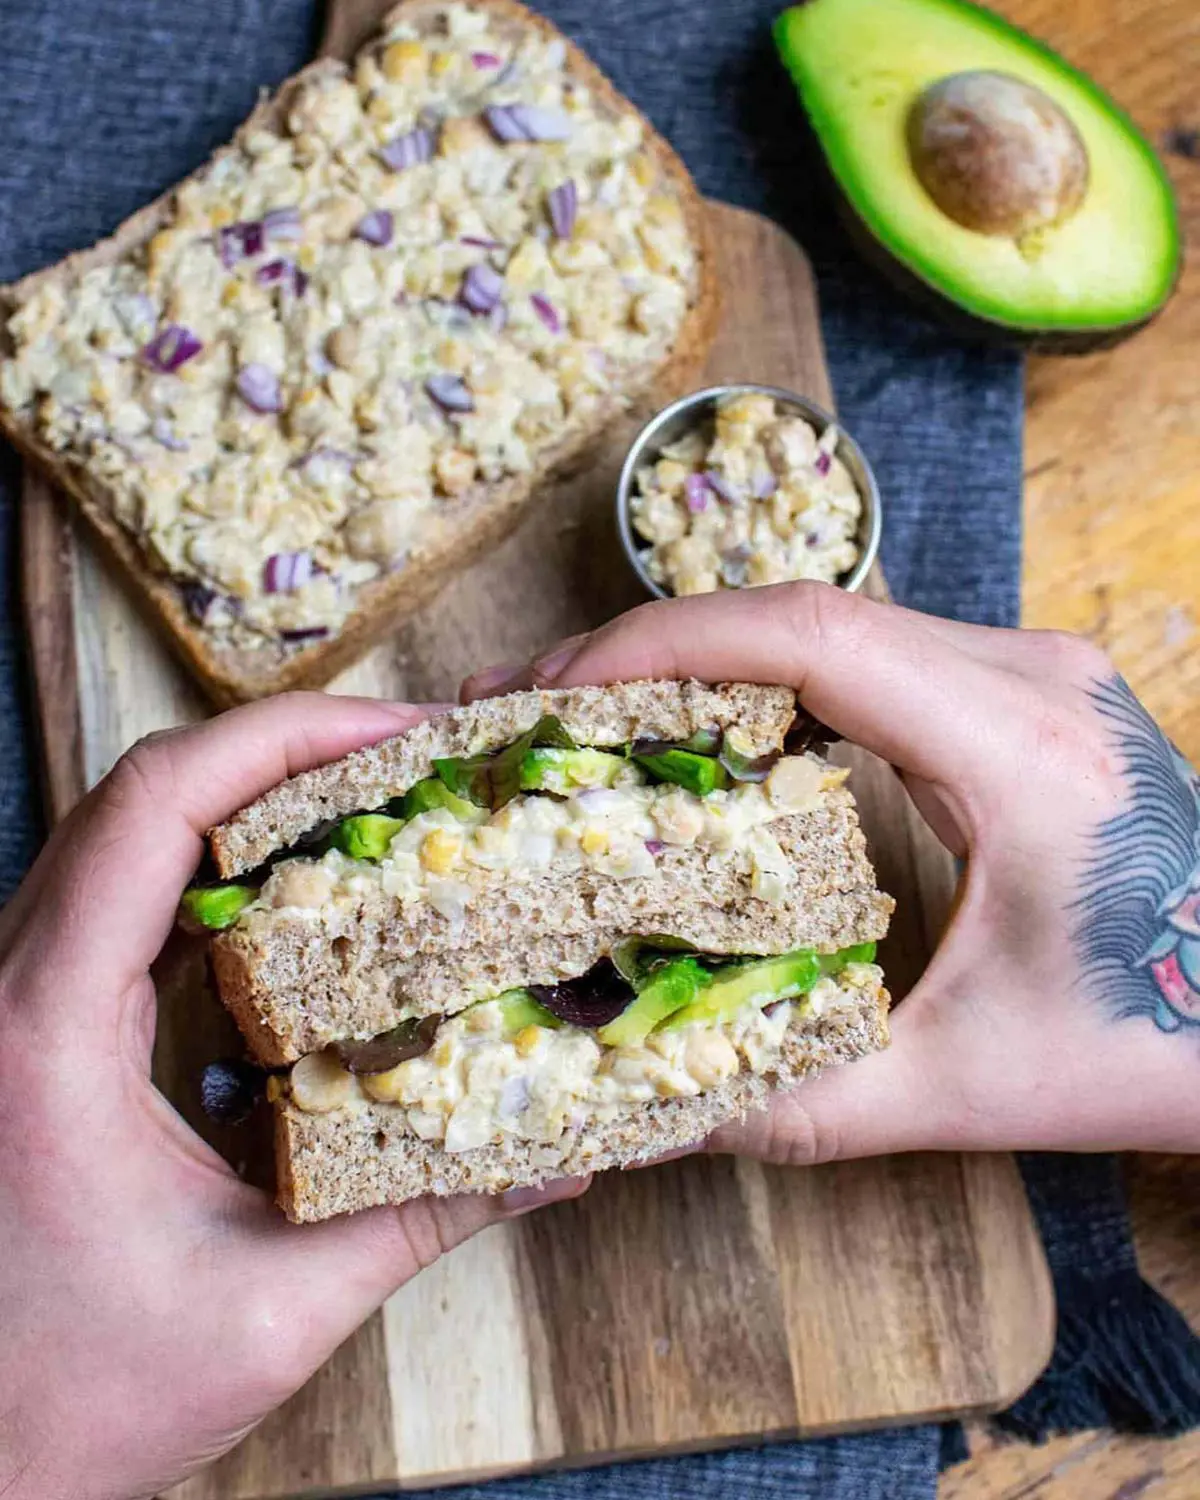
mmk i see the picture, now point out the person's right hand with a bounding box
[463,583,1200,1163]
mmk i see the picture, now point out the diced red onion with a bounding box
[471,50,502,68]
[645,839,666,856]
[815,450,832,477]
[487,301,508,332]
[263,206,303,241]
[218,220,265,267]
[236,363,283,414]
[530,292,561,333]
[704,469,740,504]
[150,415,189,451]
[459,261,504,315]
[754,472,778,499]
[484,103,571,143]
[355,210,394,246]
[263,550,313,594]
[280,625,330,644]
[805,531,820,548]
[141,324,203,373]
[547,179,578,239]
[684,473,710,513]
[254,258,308,298]
[379,126,434,171]
[460,234,503,249]
[425,373,474,413]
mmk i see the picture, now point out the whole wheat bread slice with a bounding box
[0,0,719,706]
[275,975,890,1221]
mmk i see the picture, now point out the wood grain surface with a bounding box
[940,0,1200,1496]
[16,119,1054,1495]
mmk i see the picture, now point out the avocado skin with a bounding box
[775,0,1182,353]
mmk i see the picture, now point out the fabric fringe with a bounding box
[999,1154,1200,1441]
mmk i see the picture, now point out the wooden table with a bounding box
[942,1,1200,1494]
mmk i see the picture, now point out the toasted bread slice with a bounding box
[0,0,718,705]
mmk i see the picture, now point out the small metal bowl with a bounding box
[616,382,882,600]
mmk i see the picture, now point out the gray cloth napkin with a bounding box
[2,3,1196,1498]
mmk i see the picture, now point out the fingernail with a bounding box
[531,641,584,685]
[501,1175,589,1214]
[461,662,524,701]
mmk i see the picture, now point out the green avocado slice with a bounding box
[660,949,824,1030]
[775,0,1180,345]
[633,747,727,797]
[596,957,711,1048]
[399,777,478,821]
[519,748,627,794]
[331,812,406,861]
[491,989,563,1033]
[180,883,257,930]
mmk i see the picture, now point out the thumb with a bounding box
[706,995,957,1165]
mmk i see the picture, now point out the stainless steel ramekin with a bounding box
[616,382,882,600]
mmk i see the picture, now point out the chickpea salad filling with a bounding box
[181,714,844,931]
[0,2,696,651]
[631,392,863,596]
[203,940,882,1149]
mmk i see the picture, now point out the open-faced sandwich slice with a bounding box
[186,680,893,1221]
[0,0,717,704]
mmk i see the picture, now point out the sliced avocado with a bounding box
[332,812,406,861]
[633,747,728,797]
[491,988,563,1033]
[819,940,877,975]
[400,776,477,821]
[662,949,822,1030]
[180,883,257,930]
[775,0,1180,347]
[597,957,711,1048]
[519,747,627,794]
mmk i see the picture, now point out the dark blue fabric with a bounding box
[0,3,1193,1498]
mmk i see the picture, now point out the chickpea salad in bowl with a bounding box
[618,384,880,599]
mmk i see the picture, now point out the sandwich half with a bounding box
[187,680,894,1221]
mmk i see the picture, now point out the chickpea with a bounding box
[268,860,335,910]
[290,1050,357,1113]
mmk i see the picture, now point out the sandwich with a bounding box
[0,0,716,705]
[184,680,893,1221]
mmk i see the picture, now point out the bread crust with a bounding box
[0,0,720,706]
[275,980,890,1221]
[209,680,799,877]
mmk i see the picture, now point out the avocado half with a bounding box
[775,0,1181,349]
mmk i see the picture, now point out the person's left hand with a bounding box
[0,693,583,1500]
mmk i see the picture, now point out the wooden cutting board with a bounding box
[17,7,1055,1489]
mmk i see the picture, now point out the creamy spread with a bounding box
[257,752,840,922]
[285,963,884,1150]
[631,392,862,595]
[0,3,696,650]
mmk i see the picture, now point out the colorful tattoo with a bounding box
[1072,676,1200,1032]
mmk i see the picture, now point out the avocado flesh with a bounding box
[775,0,1180,340]
[400,777,477,821]
[663,950,824,1030]
[332,812,406,861]
[492,989,563,1033]
[596,957,711,1048]
[519,748,626,794]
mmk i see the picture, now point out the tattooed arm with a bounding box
[464,583,1200,1160]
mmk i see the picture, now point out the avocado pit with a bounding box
[907,70,1089,240]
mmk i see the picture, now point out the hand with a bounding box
[464,583,1200,1164]
[0,695,582,1500]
